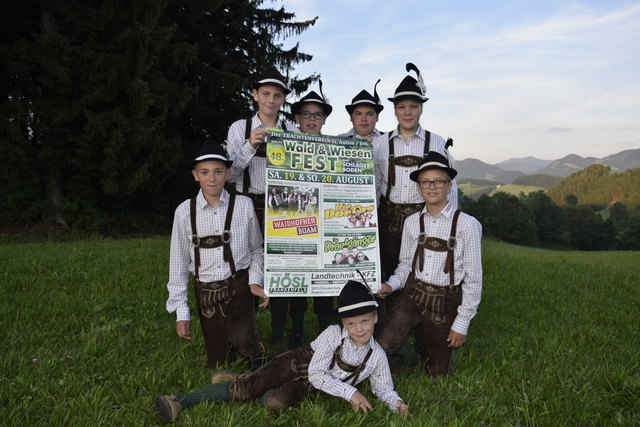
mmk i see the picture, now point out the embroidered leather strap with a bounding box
[242,119,289,194]
[329,338,374,385]
[412,209,461,286]
[385,128,430,199]
[190,193,237,279]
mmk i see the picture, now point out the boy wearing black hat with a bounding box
[165,140,269,371]
[291,81,332,134]
[154,280,408,423]
[374,63,459,282]
[226,67,299,231]
[375,152,482,377]
[280,82,336,349]
[338,80,384,140]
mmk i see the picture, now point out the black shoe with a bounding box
[154,395,182,424]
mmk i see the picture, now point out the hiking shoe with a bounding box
[154,395,182,424]
[211,370,239,384]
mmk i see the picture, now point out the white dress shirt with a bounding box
[387,203,482,335]
[165,189,263,321]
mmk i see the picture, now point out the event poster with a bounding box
[263,130,381,297]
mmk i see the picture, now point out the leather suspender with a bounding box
[411,209,461,286]
[385,128,431,199]
[329,338,373,385]
[242,118,289,194]
[190,193,237,280]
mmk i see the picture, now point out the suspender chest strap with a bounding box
[411,209,461,286]
[242,119,289,194]
[329,338,373,385]
[190,193,237,280]
[385,129,431,199]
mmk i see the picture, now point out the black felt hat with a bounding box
[345,79,384,114]
[194,139,233,167]
[337,280,378,318]
[291,80,333,116]
[409,151,457,182]
[252,67,291,95]
[388,63,428,103]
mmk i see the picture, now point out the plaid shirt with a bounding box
[165,189,263,321]
[226,113,298,194]
[387,203,482,335]
[373,125,458,208]
[309,325,403,412]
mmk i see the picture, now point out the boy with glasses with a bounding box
[375,152,482,377]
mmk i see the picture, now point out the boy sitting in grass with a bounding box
[155,280,409,423]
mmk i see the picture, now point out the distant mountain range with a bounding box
[456,148,640,184]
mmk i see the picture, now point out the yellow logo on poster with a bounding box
[268,146,286,166]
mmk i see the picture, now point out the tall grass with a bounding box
[1,238,638,425]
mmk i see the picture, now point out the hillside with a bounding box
[547,165,640,208]
[496,156,552,174]
[511,174,563,189]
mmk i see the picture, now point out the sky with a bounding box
[276,0,640,164]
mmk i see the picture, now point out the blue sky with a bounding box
[277,0,640,163]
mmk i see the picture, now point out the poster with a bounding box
[263,130,381,297]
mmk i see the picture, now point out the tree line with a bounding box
[461,190,640,251]
[0,0,317,233]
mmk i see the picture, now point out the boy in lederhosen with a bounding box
[165,140,269,370]
[154,280,409,423]
[226,67,299,232]
[375,152,482,377]
[373,63,458,282]
[226,67,298,351]
[338,79,384,140]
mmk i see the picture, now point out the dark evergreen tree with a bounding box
[520,190,567,244]
[0,0,316,232]
[616,212,640,250]
[487,192,537,245]
[564,206,616,250]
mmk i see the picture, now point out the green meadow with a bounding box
[1,238,638,426]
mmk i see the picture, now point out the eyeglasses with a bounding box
[417,179,449,189]
[299,111,325,119]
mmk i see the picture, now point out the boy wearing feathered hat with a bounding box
[154,280,409,423]
[374,63,459,282]
[338,80,384,140]
[375,152,482,377]
[165,140,269,371]
[226,67,299,231]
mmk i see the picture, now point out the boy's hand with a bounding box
[349,391,372,414]
[248,128,270,147]
[176,320,191,340]
[249,284,270,308]
[447,330,466,348]
[396,401,410,416]
[375,283,392,299]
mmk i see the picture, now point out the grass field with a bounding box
[1,238,638,426]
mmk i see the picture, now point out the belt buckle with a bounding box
[221,230,232,243]
[418,232,427,245]
[447,236,457,250]
[192,234,200,247]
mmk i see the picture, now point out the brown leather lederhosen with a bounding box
[231,337,373,410]
[190,194,258,367]
[405,209,463,324]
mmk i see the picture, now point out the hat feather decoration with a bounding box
[373,79,381,105]
[406,62,426,95]
[319,79,330,106]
